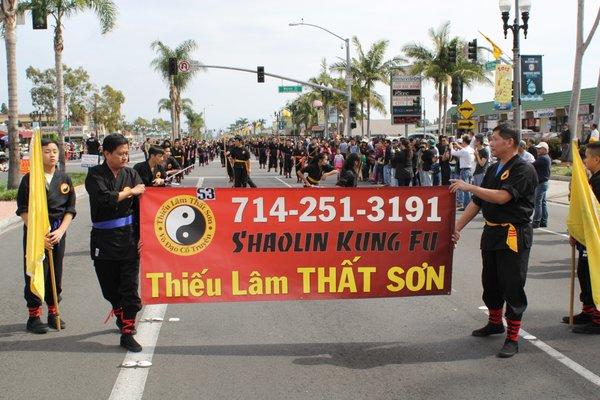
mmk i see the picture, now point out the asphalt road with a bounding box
[0,157,598,400]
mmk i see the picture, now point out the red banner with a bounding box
[140,187,455,304]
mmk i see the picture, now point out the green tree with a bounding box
[332,37,405,137]
[132,117,151,134]
[157,97,193,116]
[91,85,124,133]
[184,110,204,138]
[1,0,21,189]
[151,118,172,135]
[150,40,203,139]
[403,22,489,133]
[21,0,118,170]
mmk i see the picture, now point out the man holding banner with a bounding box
[450,125,538,358]
[17,137,76,333]
[567,141,600,334]
[85,134,145,352]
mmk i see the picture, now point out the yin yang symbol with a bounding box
[165,205,206,245]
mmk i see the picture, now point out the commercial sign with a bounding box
[140,187,455,304]
[521,55,543,101]
[494,64,513,111]
[391,73,422,125]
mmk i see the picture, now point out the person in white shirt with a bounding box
[450,134,476,210]
[590,123,599,143]
[518,140,535,163]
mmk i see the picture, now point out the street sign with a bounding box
[178,60,191,73]
[485,60,498,72]
[278,85,302,93]
[458,100,475,119]
[457,119,476,130]
[390,73,421,125]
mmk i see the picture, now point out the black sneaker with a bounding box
[532,222,540,229]
[472,322,505,337]
[26,317,49,334]
[120,334,142,352]
[47,314,66,330]
[497,339,519,358]
[562,312,593,325]
[572,322,600,334]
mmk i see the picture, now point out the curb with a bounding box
[0,185,88,235]
[550,175,571,182]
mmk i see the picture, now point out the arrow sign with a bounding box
[458,100,475,119]
[457,119,476,130]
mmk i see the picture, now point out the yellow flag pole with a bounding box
[569,244,576,326]
[47,249,61,331]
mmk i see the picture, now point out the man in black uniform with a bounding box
[568,141,600,334]
[133,146,167,187]
[86,133,101,165]
[16,138,76,333]
[171,139,185,184]
[283,139,294,178]
[268,138,279,172]
[162,146,181,185]
[451,124,538,358]
[228,136,251,188]
[85,134,146,352]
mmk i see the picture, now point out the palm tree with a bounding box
[21,0,117,171]
[157,98,193,116]
[1,0,20,189]
[403,22,489,134]
[150,39,203,140]
[183,110,204,138]
[332,37,405,137]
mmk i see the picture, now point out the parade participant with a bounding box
[16,138,76,333]
[268,138,278,172]
[450,124,538,358]
[162,146,182,185]
[258,140,267,169]
[133,146,167,187]
[282,139,294,179]
[85,134,145,352]
[297,152,338,187]
[336,152,360,187]
[568,141,600,333]
[171,139,185,184]
[293,142,307,183]
[86,133,101,165]
[227,136,251,188]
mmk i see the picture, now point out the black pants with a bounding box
[233,167,248,188]
[576,244,594,306]
[440,163,451,185]
[94,259,142,319]
[481,248,530,320]
[268,156,277,170]
[22,230,65,308]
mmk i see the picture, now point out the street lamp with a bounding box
[499,0,531,140]
[289,20,352,138]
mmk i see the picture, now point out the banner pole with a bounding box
[47,249,61,331]
[569,244,576,326]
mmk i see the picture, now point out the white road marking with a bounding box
[274,177,293,188]
[196,177,205,188]
[108,304,168,400]
[479,308,600,387]
[538,228,570,238]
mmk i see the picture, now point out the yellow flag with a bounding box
[567,140,600,306]
[479,31,504,60]
[25,130,50,301]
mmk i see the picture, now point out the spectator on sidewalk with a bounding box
[590,123,599,143]
[560,124,571,161]
[531,142,551,228]
[450,135,476,210]
[473,134,490,186]
[518,140,536,163]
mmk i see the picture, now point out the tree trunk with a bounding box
[442,82,449,135]
[3,1,20,189]
[437,82,443,134]
[594,68,600,126]
[169,78,177,141]
[54,22,66,171]
[366,84,371,138]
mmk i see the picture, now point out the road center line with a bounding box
[274,177,293,188]
[108,304,168,400]
[480,308,600,387]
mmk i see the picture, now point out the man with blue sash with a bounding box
[85,134,145,352]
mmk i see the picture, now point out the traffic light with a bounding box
[168,58,178,76]
[451,77,463,105]
[257,66,265,83]
[467,39,478,62]
[448,44,457,64]
[32,7,47,30]
[349,101,357,118]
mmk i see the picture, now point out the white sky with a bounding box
[1,0,599,132]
